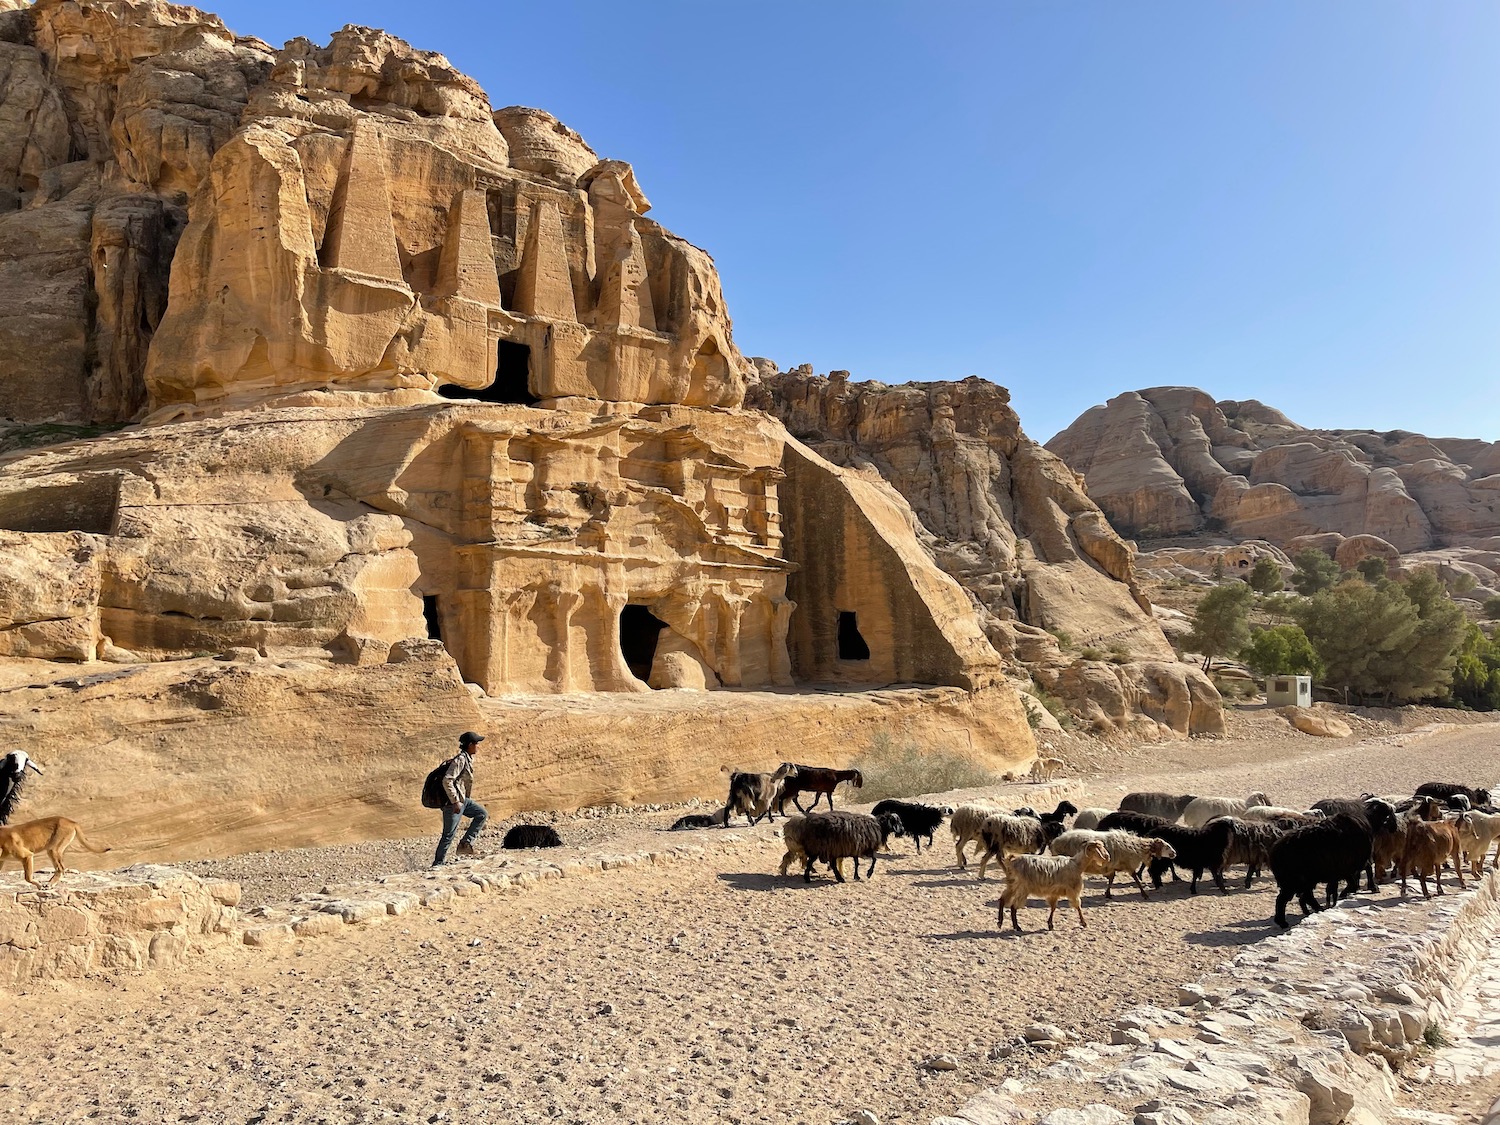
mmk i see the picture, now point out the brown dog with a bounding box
[0,816,110,886]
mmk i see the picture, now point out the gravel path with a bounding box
[4,716,1497,1125]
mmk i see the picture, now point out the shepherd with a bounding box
[424,731,489,866]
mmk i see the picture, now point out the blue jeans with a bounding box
[434,798,488,865]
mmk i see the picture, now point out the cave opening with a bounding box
[437,340,538,405]
[619,604,668,684]
[837,610,870,661]
[422,595,443,641]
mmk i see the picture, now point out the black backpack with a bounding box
[421,757,457,809]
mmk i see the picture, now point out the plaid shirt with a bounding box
[441,750,474,807]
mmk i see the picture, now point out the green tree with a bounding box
[1240,624,1324,678]
[1290,549,1340,596]
[1247,556,1284,595]
[1355,556,1388,582]
[1484,596,1500,620]
[1187,582,1253,672]
[1297,573,1467,705]
[1452,625,1500,711]
[1297,580,1418,703]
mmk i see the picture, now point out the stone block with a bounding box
[292,913,343,937]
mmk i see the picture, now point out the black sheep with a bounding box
[1142,819,1236,894]
[1307,797,1399,891]
[669,808,728,831]
[1097,810,1172,835]
[0,751,43,826]
[870,800,952,854]
[502,824,563,849]
[1268,800,1398,928]
[1415,781,1492,808]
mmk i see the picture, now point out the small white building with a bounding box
[1266,674,1312,707]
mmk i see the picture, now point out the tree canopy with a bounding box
[1187,582,1252,672]
[1240,624,1323,678]
[1247,556,1284,595]
[1289,549,1340,596]
[1296,571,1467,704]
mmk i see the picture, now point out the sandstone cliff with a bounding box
[1048,387,1500,551]
[0,3,1040,854]
[749,367,1223,737]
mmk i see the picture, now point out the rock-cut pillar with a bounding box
[320,122,404,283]
[514,198,577,321]
[437,189,502,306]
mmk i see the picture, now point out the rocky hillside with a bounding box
[749,366,1223,737]
[1047,387,1500,550]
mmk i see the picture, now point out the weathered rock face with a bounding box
[749,368,1222,736]
[0,3,1042,853]
[1048,387,1500,551]
[144,25,744,412]
[0,0,273,423]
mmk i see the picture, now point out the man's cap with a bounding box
[459,731,485,746]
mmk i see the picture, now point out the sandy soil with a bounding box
[3,713,1498,1125]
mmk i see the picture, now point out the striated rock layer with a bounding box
[749,367,1223,737]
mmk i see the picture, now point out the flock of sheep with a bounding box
[705,761,1499,933]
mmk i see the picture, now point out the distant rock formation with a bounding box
[749,367,1223,737]
[1047,387,1500,551]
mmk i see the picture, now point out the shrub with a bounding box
[1048,629,1073,650]
[848,732,1002,803]
[1484,596,1500,621]
[1079,646,1107,661]
[1107,643,1132,664]
[1355,556,1388,582]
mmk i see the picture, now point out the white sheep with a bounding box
[1242,805,1323,823]
[1050,828,1178,898]
[999,840,1110,931]
[1071,807,1113,831]
[1182,791,1271,828]
[1455,810,1500,876]
[950,801,1004,868]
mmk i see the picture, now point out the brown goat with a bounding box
[1397,806,1464,899]
[723,762,795,827]
[776,764,863,813]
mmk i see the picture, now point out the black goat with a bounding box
[1268,799,1398,928]
[1216,816,1285,888]
[669,808,727,831]
[870,800,952,854]
[777,765,863,813]
[502,824,563,849]
[1415,781,1492,808]
[0,751,43,826]
[1097,810,1172,835]
[1142,819,1236,895]
[1039,800,1078,825]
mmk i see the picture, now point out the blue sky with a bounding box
[209,1,1500,445]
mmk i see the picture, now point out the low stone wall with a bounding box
[933,867,1500,1125]
[0,865,241,986]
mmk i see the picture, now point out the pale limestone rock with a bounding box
[1282,707,1352,739]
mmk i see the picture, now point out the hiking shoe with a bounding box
[456,842,479,858]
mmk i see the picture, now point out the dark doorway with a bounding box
[837,611,870,661]
[437,341,538,405]
[620,604,668,684]
[422,595,443,641]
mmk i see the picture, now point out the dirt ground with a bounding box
[3,711,1499,1125]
